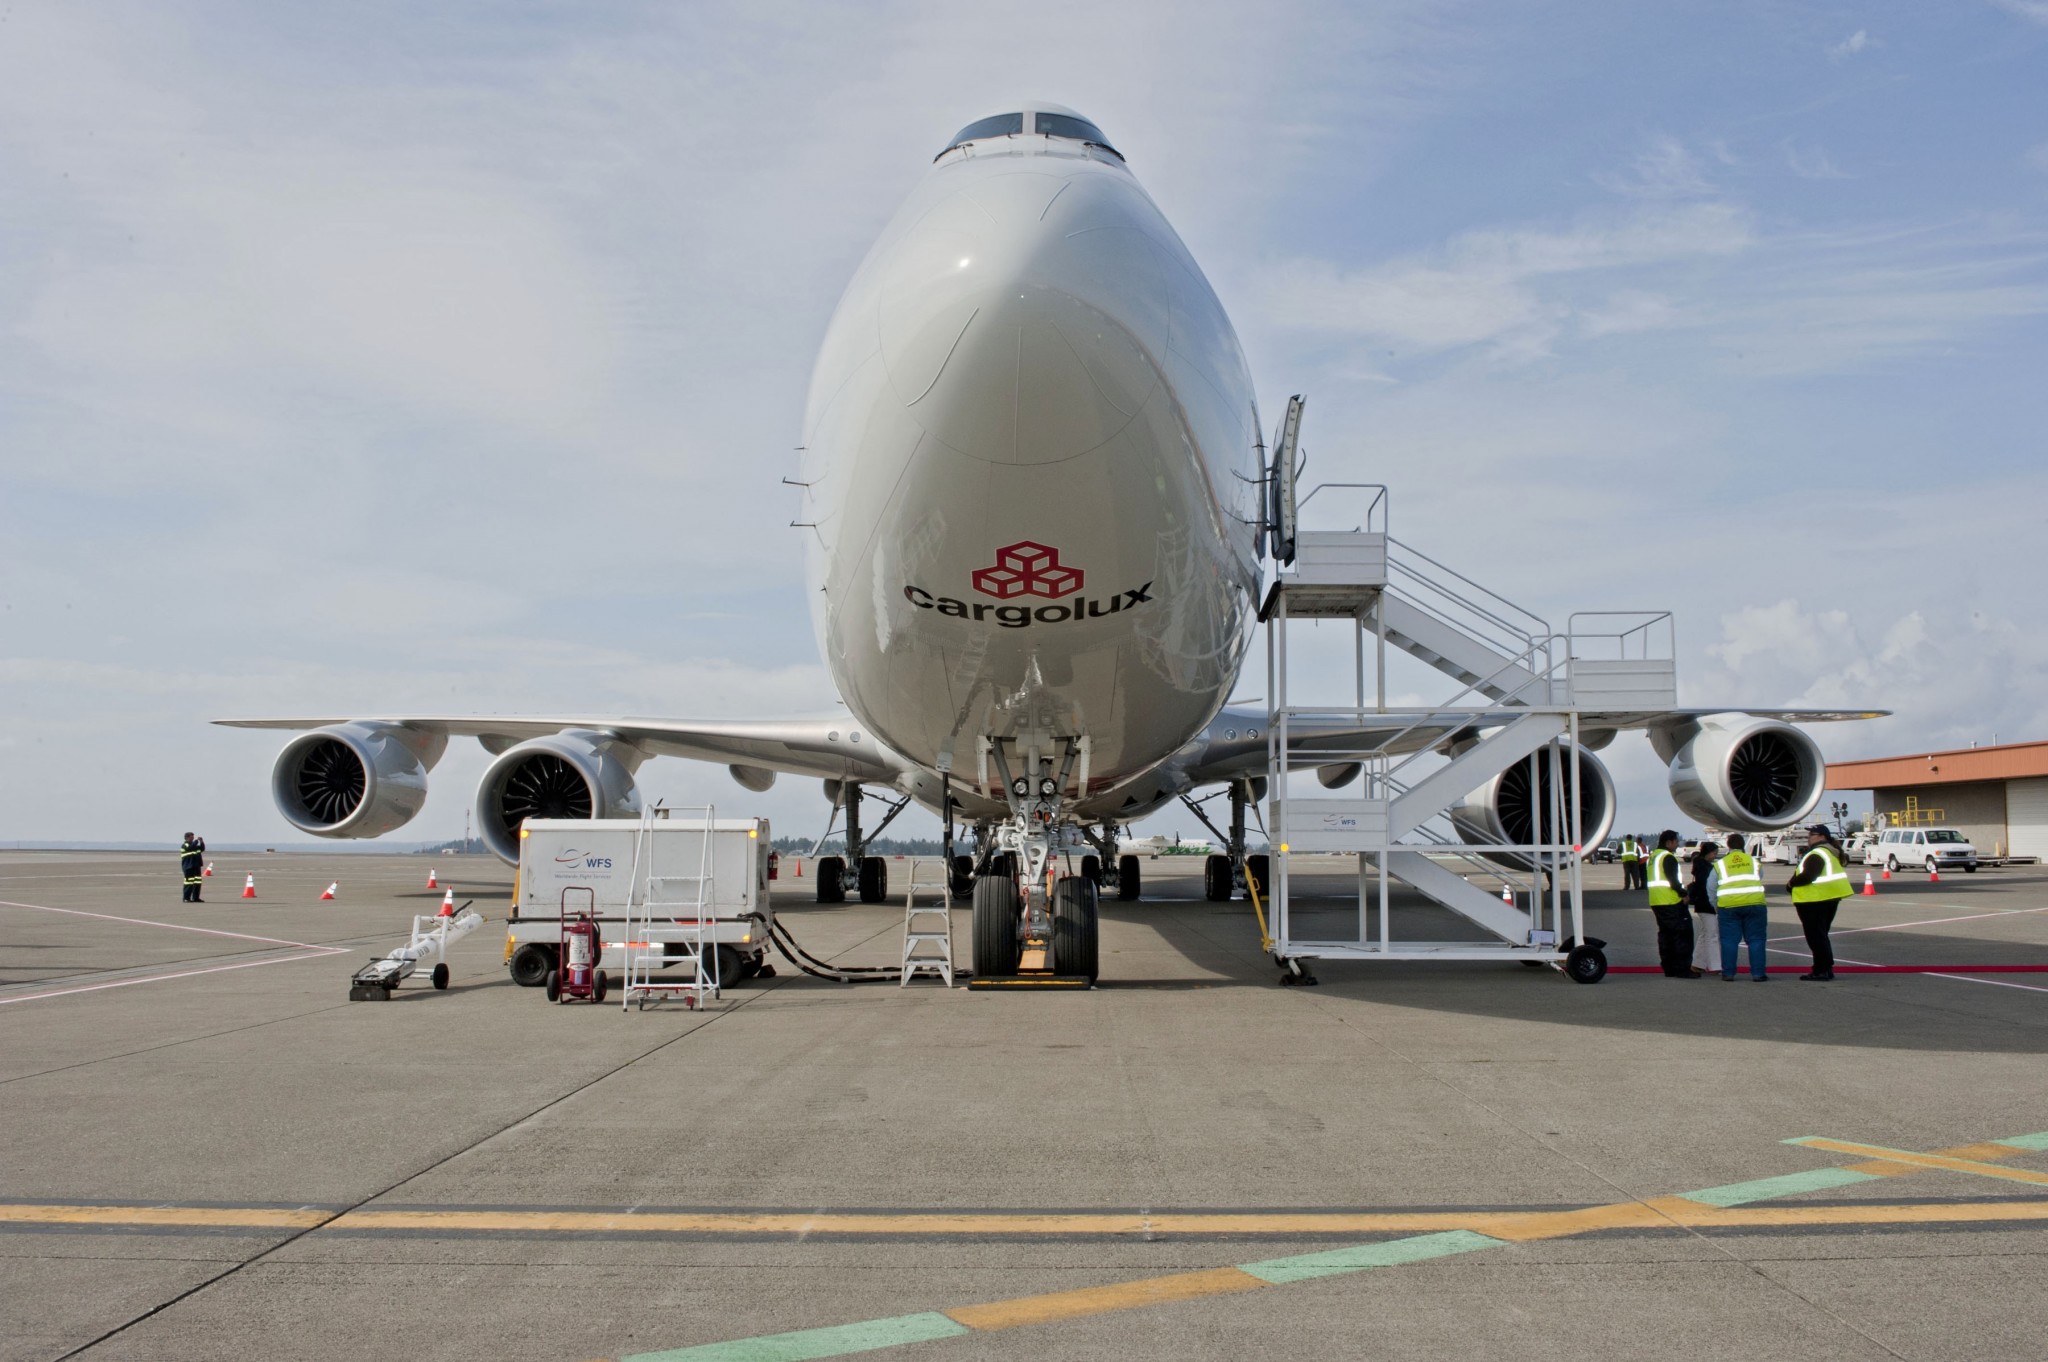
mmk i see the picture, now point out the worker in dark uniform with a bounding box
[1786,823,1853,980]
[179,832,206,903]
[1644,829,1698,977]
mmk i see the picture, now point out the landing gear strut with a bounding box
[816,781,912,905]
[964,737,1098,989]
[1185,780,1265,902]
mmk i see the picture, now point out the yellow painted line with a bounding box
[1467,1196,1685,1243]
[0,1204,329,1230]
[944,1267,1268,1331]
[1671,1200,2048,1230]
[331,1208,1540,1236]
[1793,1138,2048,1188]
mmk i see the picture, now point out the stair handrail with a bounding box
[1378,638,1566,783]
[1566,610,1675,662]
[1384,545,1550,661]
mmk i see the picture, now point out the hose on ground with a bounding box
[767,917,936,984]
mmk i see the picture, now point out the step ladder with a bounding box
[621,806,720,1011]
[1258,458,1673,981]
[900,860,955,986]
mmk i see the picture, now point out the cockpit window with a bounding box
[1031,112,1120,157]
[942,113,1024,155]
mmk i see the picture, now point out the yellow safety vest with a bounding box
[1790,845,1852,904]
[1713,850,1766,907]
[1646,849,1683,907]
[1619,839,1641,862]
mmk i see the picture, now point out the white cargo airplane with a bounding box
[222,104,1874,983]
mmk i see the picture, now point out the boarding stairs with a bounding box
[621,806,720,1010]
[899,860,956,986]
[1259,428,1674,979]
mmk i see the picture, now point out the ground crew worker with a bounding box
[1645,829,1697,977]
[178,832,206,903]
[1710,833,1769,980]
[1619,834,1643,891]
[1787,823,1852,980]
[1688,839,1720,973]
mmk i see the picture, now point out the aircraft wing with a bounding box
[212,716,909,784]
[1179,705,1888,787]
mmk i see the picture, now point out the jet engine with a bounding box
[475,730,645,862]
[271,723,446,839]
[1661,715,1824,832]
[1450,746,1617,859]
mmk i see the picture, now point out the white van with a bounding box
[1864,827,1978,874]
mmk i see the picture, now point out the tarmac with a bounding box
[3,847,2046,1362]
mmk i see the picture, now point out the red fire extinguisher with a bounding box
[546,913,608,1004]
[768,851,781,881]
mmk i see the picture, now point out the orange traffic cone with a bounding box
[1500,883,1514,905]
[1929,865,1940,882]
[437,888,456,917]
[1881,867,1891,880]
[426,868,438,890]
[202,862,214,878]
[1861,873,1876,897]
[320,883,337,901]
[795,858,803,878]
[241,874,257,899]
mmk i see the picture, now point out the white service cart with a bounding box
[504,814,775,993]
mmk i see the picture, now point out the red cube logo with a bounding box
[973,541,1083,600]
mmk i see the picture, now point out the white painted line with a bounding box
[1764,945,2048,994]
[1767,904,2048,943]
[1922,973,2048,994]
[0,899,331,951]
[0,949,349,1006]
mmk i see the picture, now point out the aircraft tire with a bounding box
[1052,876,1099,982]
[1117,854,1142,901]
[859,856,889,903]
[972,875,1021,978]
[1245,854,1270,900]
[1203,854,1231,901]
[1080,854,1101,884]
[816,855,847,904]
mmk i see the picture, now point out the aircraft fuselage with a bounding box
[801,114,1262,820]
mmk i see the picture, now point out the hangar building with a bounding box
[1827,739,2048,860]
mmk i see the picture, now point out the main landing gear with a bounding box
[1186,781,1268,904]
[815,781,911,905]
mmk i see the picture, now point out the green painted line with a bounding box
[1993,1132,2048,1151]
[622,1311,968,1362]
[1237,1229,1503,1284]
[1679,1167,1880,1207]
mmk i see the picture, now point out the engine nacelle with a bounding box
[729,764,777,793]
[1451,746,1617,860]
[475,730,645,862]
[1663,715,1825,833]
[271,723,446,839]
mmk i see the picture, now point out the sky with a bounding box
[2,0,2046,848]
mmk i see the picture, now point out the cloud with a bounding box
[1593,133,1718,199]
[1783,139,1850,179]
[1990,1,2048,25]
[1255,201,1752,354]
[1696,599,2048,763]
[1826,29,1876,61]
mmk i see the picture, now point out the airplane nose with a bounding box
[877,171,1173,465]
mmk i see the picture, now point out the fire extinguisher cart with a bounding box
[545,890,609,1004]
